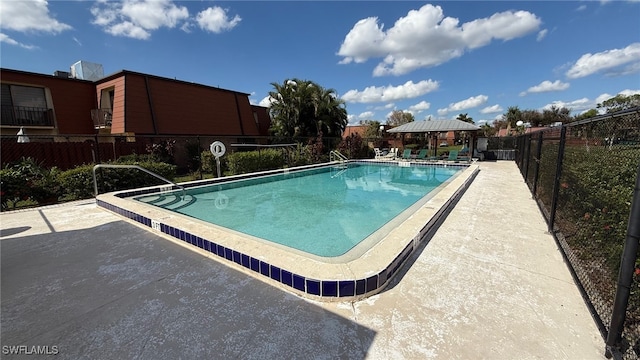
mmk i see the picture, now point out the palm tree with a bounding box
[268,79,348,139]
[456,113,474,124]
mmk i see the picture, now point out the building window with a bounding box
[1,84,53,127]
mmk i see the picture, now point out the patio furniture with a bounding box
[401,149,412,160]
[446,150,459,162]
[416,149,428,161]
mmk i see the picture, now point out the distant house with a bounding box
[342,125,366,139]
[0,66,271,142]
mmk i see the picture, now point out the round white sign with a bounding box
[210,141,226,158]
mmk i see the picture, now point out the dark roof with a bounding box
[387,119,480,133]
[95,69,251,96]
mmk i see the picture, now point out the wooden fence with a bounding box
[1,140,149,170]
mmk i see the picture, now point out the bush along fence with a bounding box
[515,107,640,359]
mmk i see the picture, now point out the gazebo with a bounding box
[387,119,480,158]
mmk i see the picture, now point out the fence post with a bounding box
[94,135,101,163]
[605,162,640,358]
[532,131,544,197]
[548,126,567,233]
[523,134,531,181]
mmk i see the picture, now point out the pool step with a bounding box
[138,193,196,210]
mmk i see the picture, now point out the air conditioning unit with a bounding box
[70,61,104,81]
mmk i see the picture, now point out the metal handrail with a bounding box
[92,164,185,199]
[329,150,348,162]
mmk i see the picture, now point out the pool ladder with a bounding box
[329,150,348,165]
[329,150,348,177]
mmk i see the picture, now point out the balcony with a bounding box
[1,105,54,127]
[91,109,112,129]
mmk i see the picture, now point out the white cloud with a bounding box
[258,95,275,107]
[618,89,640,96]
[358,111,375,120]
[0,0,72,33]
[196,6,241,33]
[0,33,37,50]
[341,80,439,103]
[91,0,190,40]
[545,89,640,115]
[371,103,395,111]
[536,29,548,42]
[566,43,640,79]
[347,114,357,124]
[520,80,570,96]
[408,100,431,113]
[338,4,541,76]
[542,98,591,113]
[437,95,488,115]
[480,104,503,114]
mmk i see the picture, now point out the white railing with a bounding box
[92,164,185,199]
[329,150,348,163]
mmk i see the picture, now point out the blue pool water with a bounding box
[135,163,461,257]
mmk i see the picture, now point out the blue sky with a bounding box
[1,1,639,126]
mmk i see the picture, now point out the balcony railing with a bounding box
[91,109,112,129]
[1,105,54,127]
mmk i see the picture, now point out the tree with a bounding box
[542,105,571,125]
[479,123,496,137]
[360,120,382,139]
[386,110,414,127]
[456,113,474,124]
[268,78,348,139]
[597,94,640,113]
[573,108,598,121]
[503,106,522,128]
[521,109,543,127]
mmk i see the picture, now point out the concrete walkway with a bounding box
[0,161,604,359]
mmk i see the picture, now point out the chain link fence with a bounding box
[516,107,640,359]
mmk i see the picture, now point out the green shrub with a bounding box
[557,146,636,272]
[226,149,286,175]
[58,164,96,200]
[200,150,228,176]
[0,157,61,209]
[58,160,177,200]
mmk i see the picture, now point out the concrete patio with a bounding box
[0,161,604,359]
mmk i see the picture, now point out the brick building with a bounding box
[1,66,271,141]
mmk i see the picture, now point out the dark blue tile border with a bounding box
[97,195,416,300]
[322,281,338,297]
[306,279,321,295]
[293,274,305,291]
[281,270,293,287]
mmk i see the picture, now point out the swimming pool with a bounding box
[134,163,460,260]
[96,160,479,301]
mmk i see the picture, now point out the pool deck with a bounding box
[0,161,605,359]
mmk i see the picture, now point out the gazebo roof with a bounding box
[387,119,480,133]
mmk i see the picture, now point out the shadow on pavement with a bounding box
[1,220,376,360]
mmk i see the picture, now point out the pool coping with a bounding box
[96,160,479,302]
